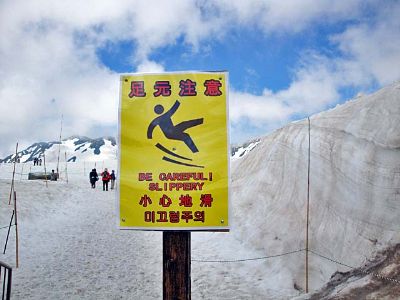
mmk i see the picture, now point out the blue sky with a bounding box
[97,20,348,91]
[0,0,399,156]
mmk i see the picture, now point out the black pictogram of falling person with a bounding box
[147,100,203,153]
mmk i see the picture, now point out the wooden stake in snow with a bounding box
[20,162,24,182]
[3,210,14,254]
[305,117,311,293]
[56,114,63,176]
[14,191,19,268]
[43,152,48,188]
[8,142,18,205]
[65,151,68,184]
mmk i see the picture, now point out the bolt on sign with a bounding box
[118,71,230,230]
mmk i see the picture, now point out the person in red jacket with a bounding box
[101,168,111,191]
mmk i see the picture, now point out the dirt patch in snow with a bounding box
[307,244,400,299]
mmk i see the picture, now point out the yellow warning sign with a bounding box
[118,72,229,230]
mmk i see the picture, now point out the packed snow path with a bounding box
[0,163,300,300]
[1,178,163,299]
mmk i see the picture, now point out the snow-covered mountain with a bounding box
[1,136,259,164]
[231,139,261,160]
[0,136,117,163]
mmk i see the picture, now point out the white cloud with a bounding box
[331,4,400,87]
[229,55,340,139]
[230,90,291,124]
[209,0,364,32]
[136,60,165,73]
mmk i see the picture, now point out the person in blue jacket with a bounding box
[110,170,116,190]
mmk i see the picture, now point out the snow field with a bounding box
[0,161,301,300]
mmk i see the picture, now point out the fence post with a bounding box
[14,191,19,268]
[43,153,48,188]
[64,151,68,184]
[8,143,18,205]
[20,163,24,182]
[3,211,14,254]
[305,117,311,293]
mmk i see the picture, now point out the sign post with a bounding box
[118,71,229,299]
[163,231,191,299]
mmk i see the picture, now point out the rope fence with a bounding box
[0,224,16,230]
[192,248,400,286]
[192,248,305,263]
[308,249,354,269]
[0,169,114,178]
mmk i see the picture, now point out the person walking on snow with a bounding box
[110,170,116,190]
[101,168,111,191]
[50,169,57,181]
[89,168,98,188]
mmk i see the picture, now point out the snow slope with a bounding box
[231,81,400,292]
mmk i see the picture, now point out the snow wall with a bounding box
[230,81,400,290]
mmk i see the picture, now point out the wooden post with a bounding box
[305,117,311,293]
[43,152,48,188]
[163,231,191,300]
[56,114,63,175]
[8,142,18,205]
[14,191,19,268]
[65,151,68,184]
[20,162,24,182]
[3,210,14,254]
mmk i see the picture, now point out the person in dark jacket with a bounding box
[101,168,111,191]
[110,170,116,190]
[50,169,57,181]
[89,168,98,188]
